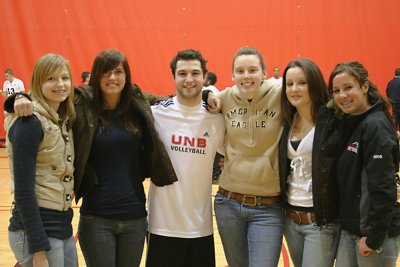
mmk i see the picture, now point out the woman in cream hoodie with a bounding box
[206,47,283,267]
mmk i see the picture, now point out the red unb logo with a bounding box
[171,135,206,148]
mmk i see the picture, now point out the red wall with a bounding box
[1,0,400,137]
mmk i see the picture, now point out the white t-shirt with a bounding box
[286,126,315,207]
[267,77,282,87]
[148,97,225,238]
[3,78,25,96]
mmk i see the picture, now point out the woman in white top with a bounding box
[278,58,341,267]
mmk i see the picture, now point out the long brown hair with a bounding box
[90,49,141,134]
[281,58,328,128]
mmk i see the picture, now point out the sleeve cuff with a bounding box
[366,234,385,250]
[202,89,212,102]
[4,92,31,113]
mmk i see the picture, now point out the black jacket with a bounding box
[73,85,178,201]
[279,105,340,226]
[337,100,400,249]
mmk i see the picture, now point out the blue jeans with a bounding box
[214,192,284,267]
[336,230,400,267]
[8,230,77,267]
[78,215,147,267]
[283,217,340,267]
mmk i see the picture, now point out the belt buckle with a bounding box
[242,195,257,206]
[306,212,314,224]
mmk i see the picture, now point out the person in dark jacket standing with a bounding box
[386,68,400,132]
[74,50,178,267]
[279,58,340,267]
[329,61,400,267]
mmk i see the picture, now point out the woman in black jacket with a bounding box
[329,61,400,266]
[279,58,341,267]
[74,50,177,267]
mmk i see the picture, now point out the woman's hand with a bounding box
[33,251,49,267]
[15,96,34,117]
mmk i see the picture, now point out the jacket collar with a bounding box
[33,99,63,124]
[344,99,384,127]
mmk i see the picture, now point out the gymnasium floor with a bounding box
[0,147,294,266]
[0,147,397,267]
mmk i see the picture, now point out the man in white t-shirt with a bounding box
[146,49,225,267]
[267,66,282,86]
[2,69,25,97]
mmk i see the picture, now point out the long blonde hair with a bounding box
[29,53,75,124]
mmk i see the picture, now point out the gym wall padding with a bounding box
[1,0,400,138]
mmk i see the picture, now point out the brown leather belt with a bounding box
[286,207,316,224]
[218,187,280,206]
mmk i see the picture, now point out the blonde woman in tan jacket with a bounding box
[6,54,77,267]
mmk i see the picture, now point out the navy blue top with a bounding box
[290,139,301,151]
[80,111,146,220]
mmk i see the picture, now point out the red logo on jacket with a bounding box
[347,142,359,153]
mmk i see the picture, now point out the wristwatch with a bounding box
[15,94,25,99]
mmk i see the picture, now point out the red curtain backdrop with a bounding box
[1,0,400,138]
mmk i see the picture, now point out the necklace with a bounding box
[293,114,314,137]
[295,123,311,133]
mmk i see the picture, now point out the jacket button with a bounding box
[63,175,71,182]
[66,194,71,201]
[51,166,57,170]
[67,155,72,162]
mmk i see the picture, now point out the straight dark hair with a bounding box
[90,49,141,135]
